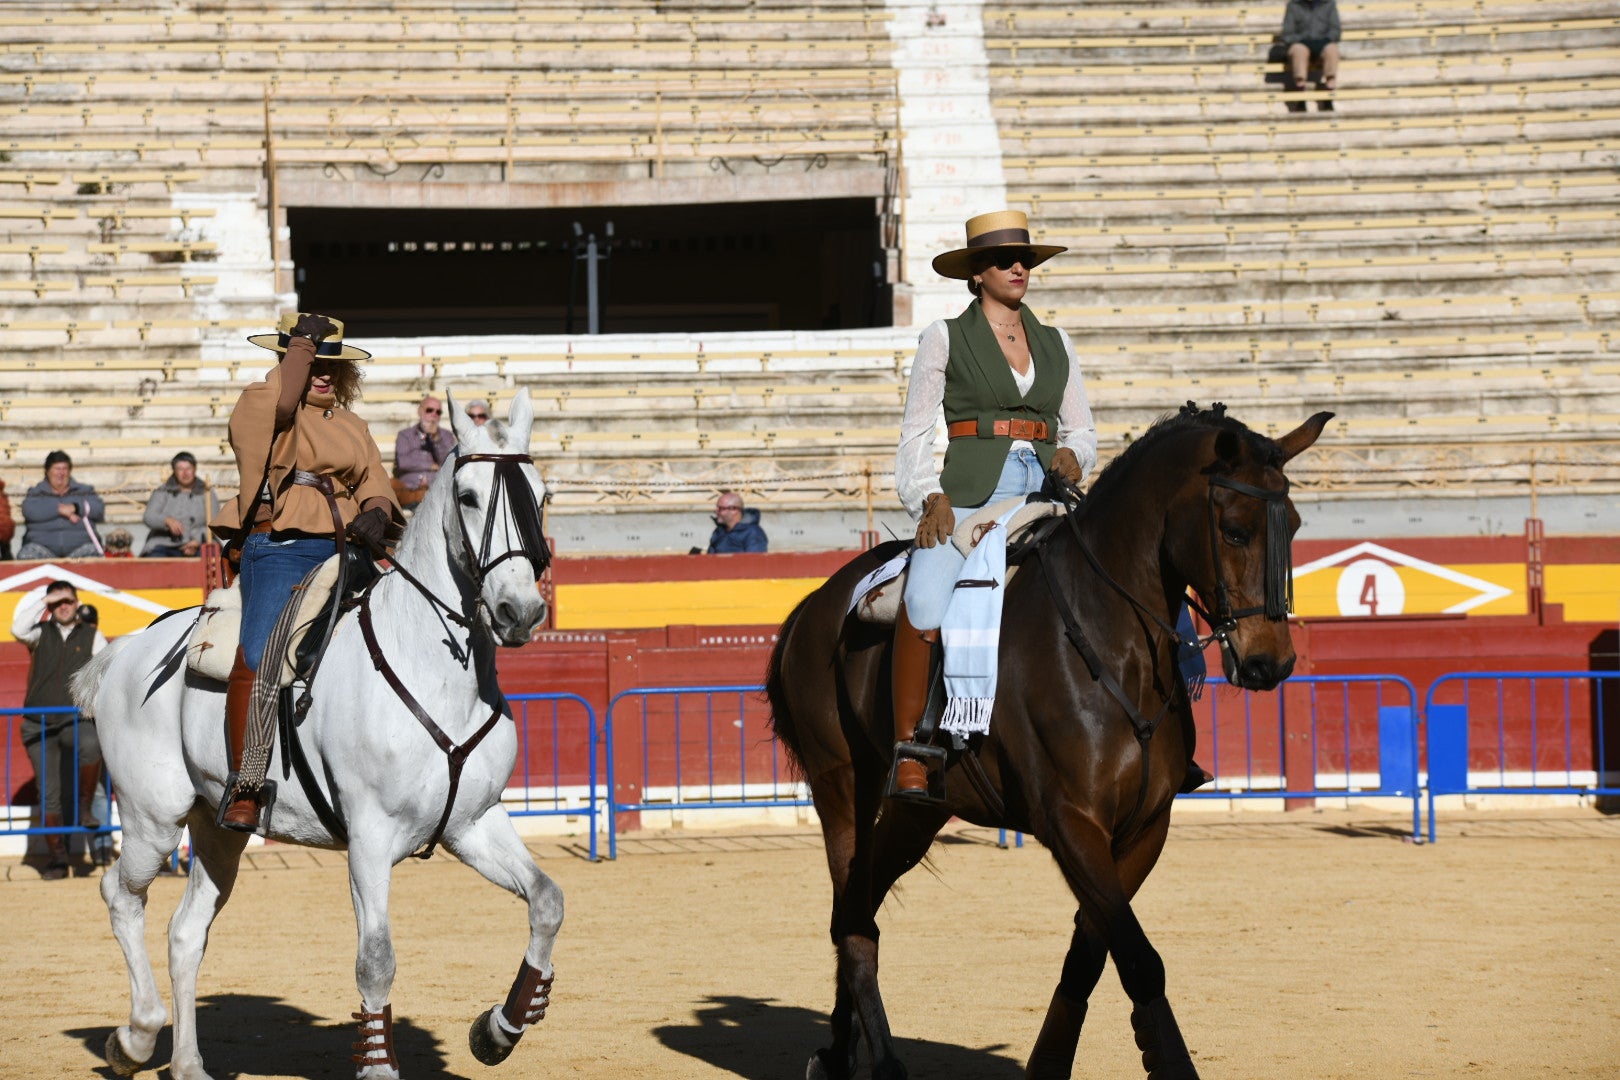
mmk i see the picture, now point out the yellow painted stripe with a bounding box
[553,577,826,630]
[1545,564,1620,622]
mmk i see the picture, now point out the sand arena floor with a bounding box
[1,808,1616,1079]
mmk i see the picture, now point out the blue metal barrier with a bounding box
[505,693,600,862]
[1182,675,1424,841]
[1,705,117,842]
[1424,670,1620,843]
[603,685,810,859]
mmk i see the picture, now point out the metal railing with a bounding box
[602,684,810,859]
[1,705,116,842]
[1185,674,1424,840]
[505,692,601,862]
[1424,670,1620,843]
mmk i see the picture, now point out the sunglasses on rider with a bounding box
[985,247,1035,272]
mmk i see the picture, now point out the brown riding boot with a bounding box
[889,606,938,798]
[77,760,103,829]
[220,646,262,833]
[40,812,69,880]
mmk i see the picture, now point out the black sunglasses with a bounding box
[985,248,1035,272]
[467,412,489,420]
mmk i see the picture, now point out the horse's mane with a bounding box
[1084,400,1280,504]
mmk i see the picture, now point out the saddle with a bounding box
[852,495,1064,625]
[186,550,376,685]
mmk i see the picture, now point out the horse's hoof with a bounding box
[104,1029,147,1076]
[469,1007,519,1066]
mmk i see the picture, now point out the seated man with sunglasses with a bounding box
[393,395,458,510]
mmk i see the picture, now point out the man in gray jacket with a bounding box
[141,452,219,557]
[1281,0,1341,97]
[17,451,105,560]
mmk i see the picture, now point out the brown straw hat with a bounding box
[246,311,371,361]
[931,210,1067,280]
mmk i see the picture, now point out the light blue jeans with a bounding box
[238,533,336,672]
[903,447,1046,631]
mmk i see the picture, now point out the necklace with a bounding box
[988,315,1022,343]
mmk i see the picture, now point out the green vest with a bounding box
[25,620,96,712]
[940,301,1070,508]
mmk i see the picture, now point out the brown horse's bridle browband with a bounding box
[353,449,551,860]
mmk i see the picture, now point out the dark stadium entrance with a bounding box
[288,198,889,336]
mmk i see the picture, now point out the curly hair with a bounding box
[313,358,364,408]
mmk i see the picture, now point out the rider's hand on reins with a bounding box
[1050,447,1084,487]
[916,493,954,548]
[347,506,391,555]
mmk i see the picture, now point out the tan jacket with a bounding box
[211,346,400,543]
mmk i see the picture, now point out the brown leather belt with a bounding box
[245,471,349,540]
[947,418,1051,442]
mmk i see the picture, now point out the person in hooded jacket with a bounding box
[705,492,768,554]
[141,451,220,557]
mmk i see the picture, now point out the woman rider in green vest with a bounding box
[890,211,1097,797]
[890,212,1214,800]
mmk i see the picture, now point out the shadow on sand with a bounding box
[655,994,1026,1079]
[69,992,460,1079]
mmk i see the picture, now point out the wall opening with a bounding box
[289,198,889,336]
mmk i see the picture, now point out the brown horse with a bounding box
[766,404,1332,1080]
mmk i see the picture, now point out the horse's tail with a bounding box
[70,637,127,720]
[764,591,815,778]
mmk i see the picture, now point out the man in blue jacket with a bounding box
[17,451,105,560]
[706,492,768,554]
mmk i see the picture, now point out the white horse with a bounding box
[72,389,562,1080]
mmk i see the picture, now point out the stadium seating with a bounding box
[0,0,1615,531]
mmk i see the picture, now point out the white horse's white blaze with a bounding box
[74,389,561,1080]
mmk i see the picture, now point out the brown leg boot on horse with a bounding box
[888,605,938,799]
[220,646,262,833]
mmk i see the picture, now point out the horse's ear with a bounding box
[1214,428,1242,464]
[445,387,477,448]
[506,387,534,450]
[1276,411,1335,464]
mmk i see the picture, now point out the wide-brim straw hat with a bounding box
[246,311,372,361]
[931,210,1067,280]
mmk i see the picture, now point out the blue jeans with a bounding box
[238,533,335,672]
[903,447,1047,631]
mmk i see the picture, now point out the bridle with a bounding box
[1183,472,1294,648]
[381,450,552,633]
[451,451,553,592]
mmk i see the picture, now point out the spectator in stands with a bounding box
[394,395,457,510]
[1280,0,1341,101]
[706,492,768,554]
[0,477,13,559]
[211,312,401,833]
[141,451,220,557]
[11,580,108,878]
[466,399,492,426]
[17,451,105,559]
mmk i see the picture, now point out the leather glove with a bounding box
[915,492,954,549]
[291,312,336,342]
[346,506,390,555]
[1050,447,1085,487]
